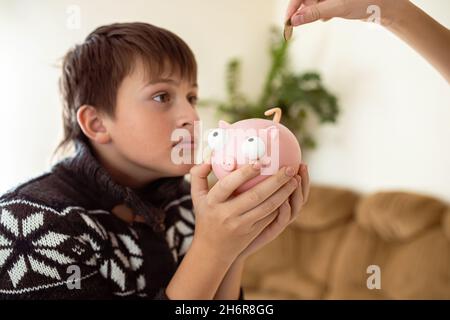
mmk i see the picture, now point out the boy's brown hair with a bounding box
[57,22,197,153]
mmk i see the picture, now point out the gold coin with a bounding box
[284,19,293,41]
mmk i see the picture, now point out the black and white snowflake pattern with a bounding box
[0,196,196,297]
[0,200,96,294]
[76,212,147,296]
[164,195,195,263]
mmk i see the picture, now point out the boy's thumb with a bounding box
[190,162,212,200]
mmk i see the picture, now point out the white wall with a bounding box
[0,0,275,193]
[272,0,450,202]
[1,0,449,203]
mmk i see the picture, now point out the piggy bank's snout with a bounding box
[220,155,236,172]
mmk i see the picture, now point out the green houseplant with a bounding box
[201,27,340,149]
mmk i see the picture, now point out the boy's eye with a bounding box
[152,93,170,103]
[188,95,198,105]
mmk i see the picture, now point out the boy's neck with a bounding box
[90,142,161,189]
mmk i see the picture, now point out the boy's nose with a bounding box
[176,105,199,129]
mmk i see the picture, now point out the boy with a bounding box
[0,22,309,299]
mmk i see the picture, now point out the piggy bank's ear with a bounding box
[264,125,279,140]
[219,120,231,129]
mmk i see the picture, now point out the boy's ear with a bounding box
[76,105,111,144]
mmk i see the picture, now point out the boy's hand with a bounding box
[236,163,310,261]
[190,162,299,265]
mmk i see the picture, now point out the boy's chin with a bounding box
[165,163,195,177]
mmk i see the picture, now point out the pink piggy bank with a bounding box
[208,108,302,194]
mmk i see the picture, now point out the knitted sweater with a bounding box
[0,140,243,299]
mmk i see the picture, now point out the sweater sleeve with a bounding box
[164,192,196,266]
[164,187,246,301]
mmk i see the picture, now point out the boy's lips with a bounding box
[172,137,196,147]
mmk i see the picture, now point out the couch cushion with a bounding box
[381,227,450,299]
[242,227,296,289]
[260,268,324,299]
[326,223,381,298]
[328,215,450,299]
[443,209,450,241]
[356,191,447,241]
[294,185,359,230]
[242,289,298,300]
[294,223,351,290]
[325,286,387,300]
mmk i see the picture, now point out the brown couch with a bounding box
[242,185,450,299]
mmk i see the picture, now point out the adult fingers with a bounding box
[285,0,305,22]
[291,0,344,26]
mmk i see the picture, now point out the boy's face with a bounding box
[102,59,199,184]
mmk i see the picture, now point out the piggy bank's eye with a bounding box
[241,136,266,160]
[208,128,228,150]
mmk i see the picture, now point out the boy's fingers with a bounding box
[268,200,291,232]
[251,209,279,235]
[240,177,297,225]
[300,164,310,202]
[208,163,261,204]
[289,175,304,223]
[277,200,292,228]
[252,200,291,237]
[190,163,212,201]
[303,0,319,6]
[229,166,297,214]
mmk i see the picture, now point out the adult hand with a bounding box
[285,0,401,27]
